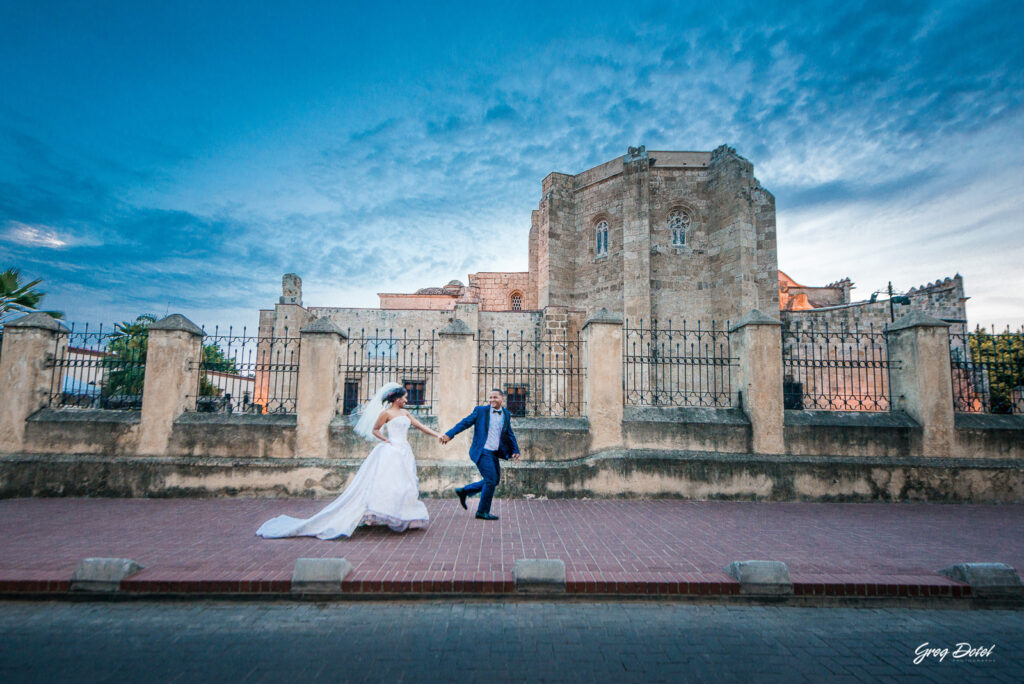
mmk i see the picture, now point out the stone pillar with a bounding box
[583,309,623,450]
[887,312,954,458]
[437,319,477,458]
[0,313,69,451]
[296,318,346,459]
[138,314,204,455]
[621,146,652,324]
[730,310,784,454]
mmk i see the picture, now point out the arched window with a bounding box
[668,210,690,246]
[595,220,609,257]
[510,292,523,310]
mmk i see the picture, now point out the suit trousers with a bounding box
[462,449,501,514]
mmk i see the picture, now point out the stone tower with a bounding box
[528,145,779,326]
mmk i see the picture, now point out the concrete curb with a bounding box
[291,558,354,593]
[938,563,1023,598]
[514,559,566,593]
[724,561,793,596]
[70,558,144,593]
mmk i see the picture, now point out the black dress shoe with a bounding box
[455,488,468,510]
[475,512,499,520]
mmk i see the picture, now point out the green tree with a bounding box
[0,268,64,323]
[1,268,64,351]
[101,314,239,399]
[202,343,240,374]
[198,342,241,398]
[103,315,155,398]
[969,327,1024,414]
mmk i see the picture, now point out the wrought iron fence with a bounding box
[781,323,890,411]
[46,323,146,410]
[339,328,437,415]
[190,328,300,414]
[949,327,1024,414]
[623,319,735,407]
[476,330,584,417]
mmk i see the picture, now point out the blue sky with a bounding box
[1,0,1021,331]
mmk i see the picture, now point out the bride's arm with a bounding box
[404,410,441,439]
[371,413,391,443]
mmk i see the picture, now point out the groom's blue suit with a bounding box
[445,405,520,515]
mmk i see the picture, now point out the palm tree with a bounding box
[103,314,156,399]
[0,268,64,324]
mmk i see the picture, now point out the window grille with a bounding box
[505,385,528,416]
[596,220,609,257]
[669,210,689,246]
[343,381,360,415]
[403,379,426,406]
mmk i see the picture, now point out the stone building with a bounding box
[259,145,968,413]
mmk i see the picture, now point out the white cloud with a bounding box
[2,221,69,248]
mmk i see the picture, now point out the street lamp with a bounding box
[870,282,911,322]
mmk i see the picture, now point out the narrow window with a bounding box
[595,220,609,257]
[343,381,360,415]
[510,292,523,311]
[669,210,690,246]
[403,380,426,406]
[506,385,528,416]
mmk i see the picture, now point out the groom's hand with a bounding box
[439,435,451,445]
[512,452,521,462]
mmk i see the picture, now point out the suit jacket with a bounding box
[445,405,520,463]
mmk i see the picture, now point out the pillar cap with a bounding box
[729,309,781,332]
[887,311,951,332]
[439,319,473,336]
[583,308,623,329]
[150,314,204,336]
[4,312,69,332]
[300,317,346,337]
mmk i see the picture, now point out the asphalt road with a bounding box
[0,600,1021,683]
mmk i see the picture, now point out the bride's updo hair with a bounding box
[383,386,407,404]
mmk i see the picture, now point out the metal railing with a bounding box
[339,328,437,415]
[950,327,1024,414]
[191,328,300,414]
[477,330,584,417]
[46,323,146,410]
[623,319,735,407]
[782,322,890,411]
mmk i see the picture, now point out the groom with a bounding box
[440,388,520,520]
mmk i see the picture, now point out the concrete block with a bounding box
[724,560,793,596]
[291,557,354,593]
[70,558,144,592]
[939,563,1023,597]
[514,559,566,593]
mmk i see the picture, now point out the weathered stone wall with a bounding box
[377,294,458,310]
[467,272,534,311]
[530,146,777,326]
[704,147,780,323]
[780,275,968,334]
[3,309,1022,502]
[24,409,140,456]
[3,450,1022,503]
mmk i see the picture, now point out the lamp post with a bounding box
[872,282,911,322]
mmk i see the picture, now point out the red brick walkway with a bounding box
[1,498,1021,597]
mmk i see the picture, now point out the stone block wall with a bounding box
[467,272,534,311]
[531,146,778,327]
[2,310,1023,501]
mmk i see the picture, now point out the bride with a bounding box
[256,382,439,540]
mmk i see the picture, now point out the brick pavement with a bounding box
[0,498,1022,597]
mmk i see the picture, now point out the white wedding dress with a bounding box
[256,415,429,539]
